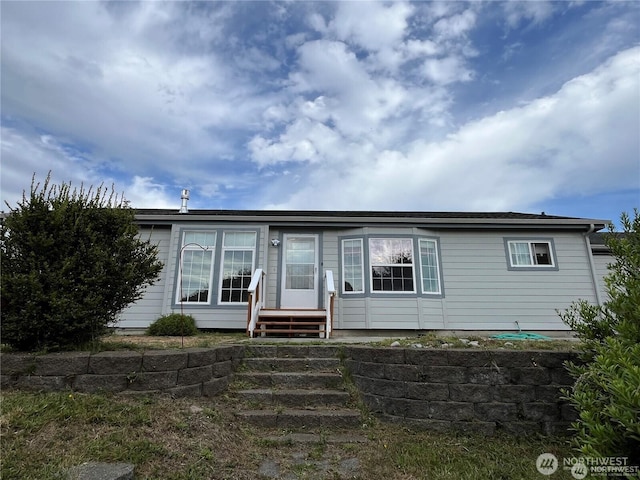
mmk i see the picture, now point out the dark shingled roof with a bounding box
[589,232,628,253]
[134,209,610,231]
[135,209,591,220]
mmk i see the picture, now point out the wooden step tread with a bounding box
[259,309,325,317]
[257,321,325,326]
[254,329,326,334]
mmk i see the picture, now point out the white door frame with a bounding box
[280,233,319,309]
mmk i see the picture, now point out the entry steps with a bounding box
[233,345,362,429]
[254,309,327,337]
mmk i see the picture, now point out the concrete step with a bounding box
[263,432,369,444]
[242,357,340,372]
[236,409,362,429]
[244,345,341,359]
[234,372,343,390]
[237,388,350,407]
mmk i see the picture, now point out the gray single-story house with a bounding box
[117,208,612,337]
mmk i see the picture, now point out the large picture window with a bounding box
[342,238,364,293]
[219,232,256,303]
[369,238,415,293]
[178,231,216,304]
[419,239,441,294]
[341,234,446,297]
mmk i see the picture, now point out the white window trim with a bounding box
[176,231,216,305]
[369,237,417,294]
[341,238,364,294]
[217,231,257,305]
[418,238,442,295]
[507,240,556,268]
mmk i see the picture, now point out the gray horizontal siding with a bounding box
[116,227,172,328]
[592,253,613,302]
[120,224,268,330]
[265,228,279,309]
[419,298,445,328]
[367,298,420,329]
[440,231,596,330]
[119,224,601,333]
[337,297,366,328]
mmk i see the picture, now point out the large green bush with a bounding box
[560,210,640,462]
[146,314,199,336]
[1,174,163,351]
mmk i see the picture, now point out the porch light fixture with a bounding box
[271,239,280,247]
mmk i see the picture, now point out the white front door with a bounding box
[280,234,319,309]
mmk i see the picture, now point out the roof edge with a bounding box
[134,209,609,230]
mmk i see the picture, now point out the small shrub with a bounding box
[147,314,199,336]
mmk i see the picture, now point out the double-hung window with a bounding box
[219,232,257,304]
[507,240,555,268]
[369,238,415,293]
[342,238,364,293]
[178,231,216,304]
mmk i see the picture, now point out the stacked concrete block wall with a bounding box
[0,346,244,397]
[1,345,578,436]
[342,346,578,436]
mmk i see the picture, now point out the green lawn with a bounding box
[1,390,577,480]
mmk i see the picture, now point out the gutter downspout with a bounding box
[584,224,603,306]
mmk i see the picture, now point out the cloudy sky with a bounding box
[1,1,639,223]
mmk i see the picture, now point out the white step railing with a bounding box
[246,268,265,338]
[324,270,336,339]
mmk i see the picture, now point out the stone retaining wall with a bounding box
[1,345,578,435]
[0,346,244,397]
[342,346,578,436]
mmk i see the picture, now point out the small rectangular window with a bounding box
[507,240,554,267]
[369,238,415,293]
[342,239,364,293]
[178,231,216,304]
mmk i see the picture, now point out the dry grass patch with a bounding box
[98,331,249,350]
[372,332,579,351]
[2,390,577,480]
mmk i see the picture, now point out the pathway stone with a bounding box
[338,458,360,477]
[258,459,281,478]
[67,462,134,480]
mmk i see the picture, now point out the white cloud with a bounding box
[404,39,440,57]
[288,39,419,140]
[503,1,555,29]
[0,128,177,209]
[262,47,640,212]
[0,1,275,174]
[2,1,638,219]
[124,176,176,209]
[329,1,414,52]
[422,56,474,85]
[433,9,476,39]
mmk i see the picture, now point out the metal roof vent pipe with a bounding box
[179,189,190,214]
